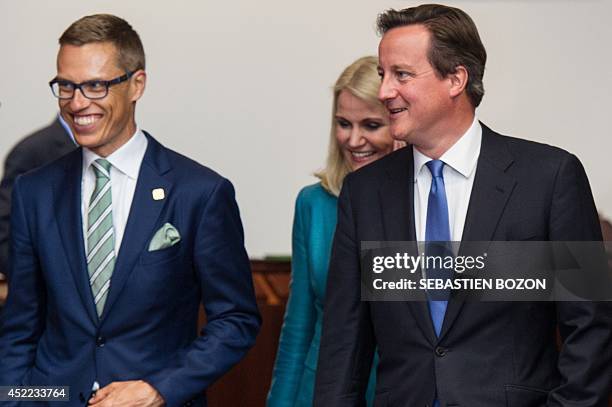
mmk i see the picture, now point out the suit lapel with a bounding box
[439,124,517,339]
[379,147,437,345]
[54,149,99,324]
[100,134,172,321]
[379,148,415,245]
[460,125,517,244]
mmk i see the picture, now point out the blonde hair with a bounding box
[315,56,385,196]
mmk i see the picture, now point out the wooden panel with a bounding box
[204,259,290,407]
[205,302,286,406]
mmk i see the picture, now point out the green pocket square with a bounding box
[148,222,181,251]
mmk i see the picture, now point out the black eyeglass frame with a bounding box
[49,71,135,100]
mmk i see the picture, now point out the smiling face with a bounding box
[377,24,455,151]
[334,90,394,171]
[56,41,145,157]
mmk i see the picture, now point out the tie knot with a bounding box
[426,160,445,178]
[92,159,112,179]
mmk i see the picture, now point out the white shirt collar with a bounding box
[82,127,148,180]
[413,117,482,179]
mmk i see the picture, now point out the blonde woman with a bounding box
[268,56,403,406]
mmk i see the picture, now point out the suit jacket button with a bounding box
[96,336,106,347]
[435,346,448,357]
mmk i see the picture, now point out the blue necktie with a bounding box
[425,160,452,407]
[425,160,452,336]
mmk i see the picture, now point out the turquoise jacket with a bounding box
[267,183,376,406]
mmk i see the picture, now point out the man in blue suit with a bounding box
[0,14,260,407]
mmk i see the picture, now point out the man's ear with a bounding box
[129,70,147,102]
[448,65,468,98]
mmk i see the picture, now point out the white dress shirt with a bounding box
[81,128,148,255]
[413,117,482,242]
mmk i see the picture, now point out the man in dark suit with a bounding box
[0,116,76,279]
[314,5,611,407]
[0,14,260,407]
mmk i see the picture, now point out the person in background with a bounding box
[267,56,403,407]
[0,115,76,280]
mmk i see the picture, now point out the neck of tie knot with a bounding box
[92,159,112,180]
[426,159,445,178]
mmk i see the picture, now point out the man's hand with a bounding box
[88,380,164,407]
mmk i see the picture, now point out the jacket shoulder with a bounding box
[297,182,335,205]
[142,133,227,189]
[151,143,235,201]
[164,148,224,182]
[484,125,575,163]
[343,146,411,189]
[294,182,337,221]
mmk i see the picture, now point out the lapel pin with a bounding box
[152,188,165,201]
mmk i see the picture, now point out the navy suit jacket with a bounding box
[314,124,612,407]
[0,133,261,406]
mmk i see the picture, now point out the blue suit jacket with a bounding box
[0,133,261,407]
[267,183,376,406]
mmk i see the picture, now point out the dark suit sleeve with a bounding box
[314,178,375,406]
[0,177,46,388]
[547,154,612,407]
[145,177,261,406]
[0,145,38,276]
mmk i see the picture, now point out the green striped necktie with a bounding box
[87,159,115,317]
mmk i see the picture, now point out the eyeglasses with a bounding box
[49,71,134,100]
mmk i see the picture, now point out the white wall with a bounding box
[1,0,610,257]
